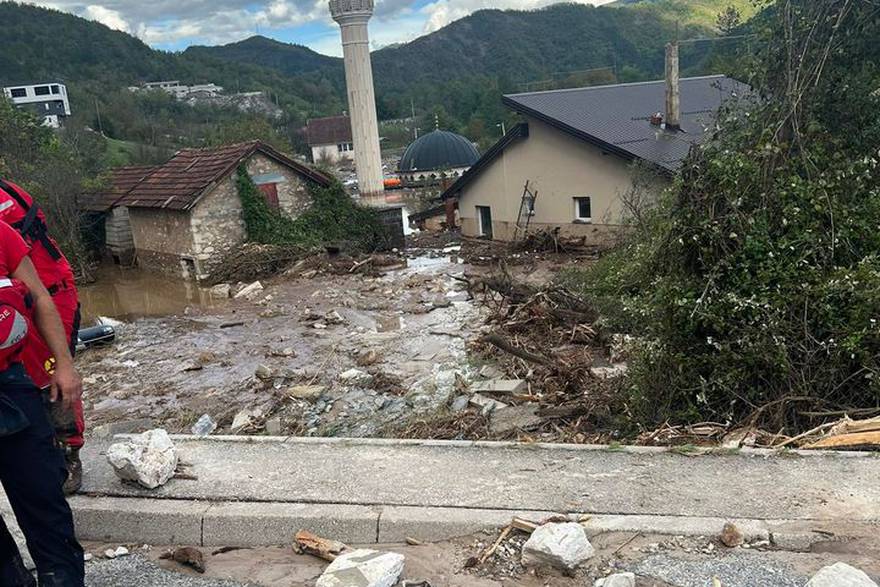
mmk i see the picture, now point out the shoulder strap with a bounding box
[0,179,61,261]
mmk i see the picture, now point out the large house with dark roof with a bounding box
[85,141,330,279]
[441,74,747,244]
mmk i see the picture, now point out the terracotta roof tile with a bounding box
[80,165,158,212]
[115,141,331,211]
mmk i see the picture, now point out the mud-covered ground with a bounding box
[78,243,585,438]
[84,528,880,587]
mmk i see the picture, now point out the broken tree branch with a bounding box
[481,333,551,366]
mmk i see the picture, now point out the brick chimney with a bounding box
[665,41,681,131]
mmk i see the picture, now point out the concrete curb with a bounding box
[107,433,877,460]
[69,496,868,550]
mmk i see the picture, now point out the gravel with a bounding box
[86,555,255,587]
[634,552,808,587]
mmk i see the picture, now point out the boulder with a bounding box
[235,281,264,300]
[806,563,878,587]
[191,414,217,436]
[522,522,594,571]
[231,409,261,432]
[719,522,744,548]
[106,429,178,489]
[315,549,405,587]
[595,573,636,587]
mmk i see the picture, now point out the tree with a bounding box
[716,5,742,35]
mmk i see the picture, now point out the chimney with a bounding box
[665,41,681,131]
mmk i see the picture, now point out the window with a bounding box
[51,85,60,95]
[337,142,353,153]
[9,88,26,98]
[573,197,592,222]
[34,86,51,96]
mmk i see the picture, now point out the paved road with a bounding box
[86,556,252,587]
[80,436,880,521]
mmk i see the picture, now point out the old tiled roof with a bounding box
[117,141,331,211]
[306,115,352,146]
[501,75,748,172]
[80,165,157,212]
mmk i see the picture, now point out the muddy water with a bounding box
[78,265,225,322]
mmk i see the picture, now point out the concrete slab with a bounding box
[583,515,770,542]
[70,496,208,544]
[79,437,880,522]
[202,502,379,546]
[378,506,556,543]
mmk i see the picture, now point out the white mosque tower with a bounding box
[329,0,385,204]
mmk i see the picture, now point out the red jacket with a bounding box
[0,179,76,294]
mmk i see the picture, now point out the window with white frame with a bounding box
[573,197,592,222]
[9,88,26,98]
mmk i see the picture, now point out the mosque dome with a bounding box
[399,130,480,173]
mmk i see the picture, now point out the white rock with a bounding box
[595,572,636,587]
[83,553,93,562]
[807,563,878,587]
[469,393,507,414]
[255,364,274,380]
[104,549,117,559]
[235,281,264,300]
[589,364,629,379]
[316,549,404,587]
[114,546,130,558]
[106,429,178,489]
[231,409,261,432]
[522,522,594,571]
[209,283,231,298]
[339,368,373,385]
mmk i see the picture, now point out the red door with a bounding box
[258,183,279,208]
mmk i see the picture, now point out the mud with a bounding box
[79,245,554,437]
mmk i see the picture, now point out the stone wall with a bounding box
[105,207,135,264]
[245,152,314,219]
[189,175,247,279]
[128,207,195,276]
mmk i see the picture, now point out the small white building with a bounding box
[305,115,355,165]
[3,82,71,128]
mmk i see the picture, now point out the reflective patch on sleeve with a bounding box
[0,307,28,349]
[0,201,14,215]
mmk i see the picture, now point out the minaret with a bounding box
[329,0,385,204]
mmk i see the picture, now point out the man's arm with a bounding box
[11,256,82,409]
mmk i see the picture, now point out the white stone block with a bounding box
[106,429,178,489]
[522,522,594,571]
[315,549,404,587]
[596,572,636,587]
[806,563,878,587]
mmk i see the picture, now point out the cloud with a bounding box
[22,0,616,52]
[82,4,130,31]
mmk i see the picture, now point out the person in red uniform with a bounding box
[0,221,85,586]
[0,179,83,493]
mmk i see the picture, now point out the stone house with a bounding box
[441,75,747,245]
[91,141,330,280]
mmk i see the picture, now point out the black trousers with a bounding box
[0,364,84,587]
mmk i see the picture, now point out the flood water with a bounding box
[78,265,224,323]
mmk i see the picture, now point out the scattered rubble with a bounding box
[106,429,178,489]
[210,284,231,298]
[339,368,373,386]
[315,549,405,587]
[231,409,262,432]
[471,379,526,395]
[806,563,878,587]
[469,393,508,414]
[521,522,594,571]
[490,404,542,434]
[234,281,264,300]
[104,546,130,559]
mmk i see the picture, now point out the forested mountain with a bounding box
[184,36,340,77]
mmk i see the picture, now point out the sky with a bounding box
[27,0,614,56]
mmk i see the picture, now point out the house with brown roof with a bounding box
[305,115,354,165]
[87,141,330,279]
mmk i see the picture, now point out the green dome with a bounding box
[399,130,479,173]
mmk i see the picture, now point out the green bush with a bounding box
[565,0,880,433]
[235,165,390,252]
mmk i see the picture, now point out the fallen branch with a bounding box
[481,333,551,366]
[478,525,512,564]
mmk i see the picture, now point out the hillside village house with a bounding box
[3,81,71,128]
[84,141,330,279]
[441,71,746,244]
[306,115,355,165]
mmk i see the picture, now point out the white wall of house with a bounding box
[311,143,355,165]
[456,115,666,245]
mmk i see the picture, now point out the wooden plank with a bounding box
[806,431,880,450]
